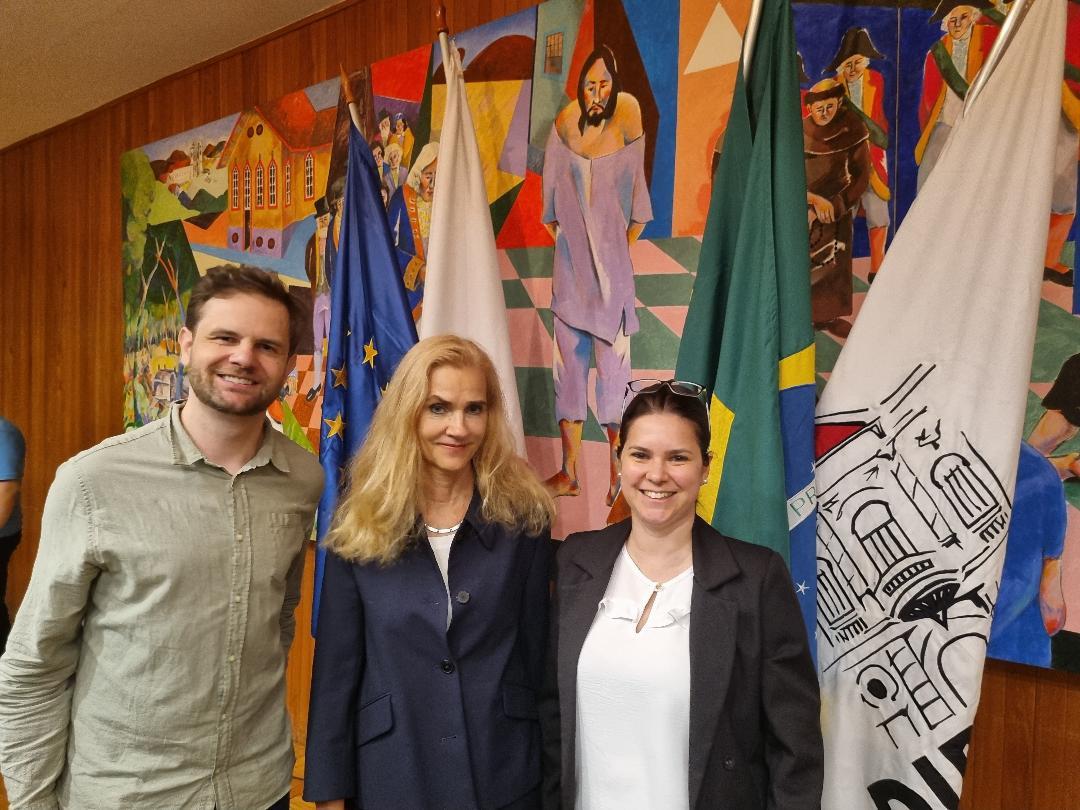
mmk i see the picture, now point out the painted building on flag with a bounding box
[816,364,1013,752]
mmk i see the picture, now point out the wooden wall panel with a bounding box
[1,1,1077,807]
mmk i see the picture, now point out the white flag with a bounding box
[422,37,526,454]
[814,0,1066,806]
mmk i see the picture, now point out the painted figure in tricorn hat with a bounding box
[803,78,871,339]
[827,27,891,282]
[916,0,998,192]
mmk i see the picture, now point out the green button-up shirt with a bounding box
[0,405,322,810]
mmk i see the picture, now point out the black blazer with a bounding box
[304,492,552,809]
[539,517,823,810]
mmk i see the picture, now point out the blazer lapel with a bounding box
[688,518,742,810]
[556,522,628,806]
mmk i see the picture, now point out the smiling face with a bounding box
[179,292,292,418]
[619,412,709,537]
[417,365,489,480]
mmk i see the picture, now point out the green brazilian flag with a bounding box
[675,0,818,635]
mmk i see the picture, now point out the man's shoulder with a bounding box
[612,91,643,127]
[69,417,170,470]
[554,103,577,139]
[47,418,171,498]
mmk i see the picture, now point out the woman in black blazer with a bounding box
[305,336,555,810]
[539,380,823,809]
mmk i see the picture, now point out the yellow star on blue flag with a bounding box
[323,412,345,440]
[313,118,418,636]
[363,338,378,367]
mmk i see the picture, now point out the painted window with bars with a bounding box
[545,32,563,74]
[255,164,265,208]
[231,166,239,209]
[243,165,251,211]
[304,153,314,199]
[284,163,292,205]
[268,162,277,206]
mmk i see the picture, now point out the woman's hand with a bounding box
[316,801,346,810]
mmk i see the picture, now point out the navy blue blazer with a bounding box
[539,518,823,810]
[304,492,551,809]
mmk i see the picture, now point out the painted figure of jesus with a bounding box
[542,44,653,505]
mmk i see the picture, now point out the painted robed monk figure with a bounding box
[803,78,871,339]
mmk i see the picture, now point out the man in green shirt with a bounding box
[0,265,323,810]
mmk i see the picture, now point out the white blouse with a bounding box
[427,529,457,629]
[574,545,694,810]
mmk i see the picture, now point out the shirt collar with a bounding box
[168,401,292,473]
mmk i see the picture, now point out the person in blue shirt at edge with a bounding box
[539,380,823,809]
[0,414,25,655]
[304,334,555,810]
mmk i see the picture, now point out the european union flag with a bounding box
[313,123,418,634]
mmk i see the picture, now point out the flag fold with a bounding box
[422,38,526,453]
[313,124,418,633]
[675,0,818,638]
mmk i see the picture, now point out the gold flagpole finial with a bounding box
[434,2,449,36]
[339,63,357,105]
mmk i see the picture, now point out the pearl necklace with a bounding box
[425,521,462,536]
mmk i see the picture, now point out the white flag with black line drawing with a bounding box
[813,0,1067,805]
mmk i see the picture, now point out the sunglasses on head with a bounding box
[625,378,707,401]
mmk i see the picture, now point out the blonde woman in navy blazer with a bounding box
[539,381,823,809]
[305,336,555,810]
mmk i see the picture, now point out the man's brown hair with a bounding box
[185,264,305,354]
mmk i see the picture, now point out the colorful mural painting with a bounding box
[122,74,374,453]
[121,0,1080,674]
[791,0,1080,673]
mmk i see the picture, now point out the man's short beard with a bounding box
[186,365,277,417]
[577,93,617,134]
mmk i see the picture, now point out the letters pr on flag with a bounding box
[674,0,818,639]
[814,0,1066,804]
[312,123,418,634]
[421,36,526,454]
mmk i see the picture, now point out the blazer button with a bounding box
[723,757,735,770]
[455,589,471,604]
[440,659,456,674]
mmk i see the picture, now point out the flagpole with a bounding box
[963,0,1031,114]
[435,2,452,75]
[741,0,765,79]
[339,63,364,133]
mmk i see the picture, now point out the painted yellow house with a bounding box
[218,90,335,258]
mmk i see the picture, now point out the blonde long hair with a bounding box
[324,335,555,564]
